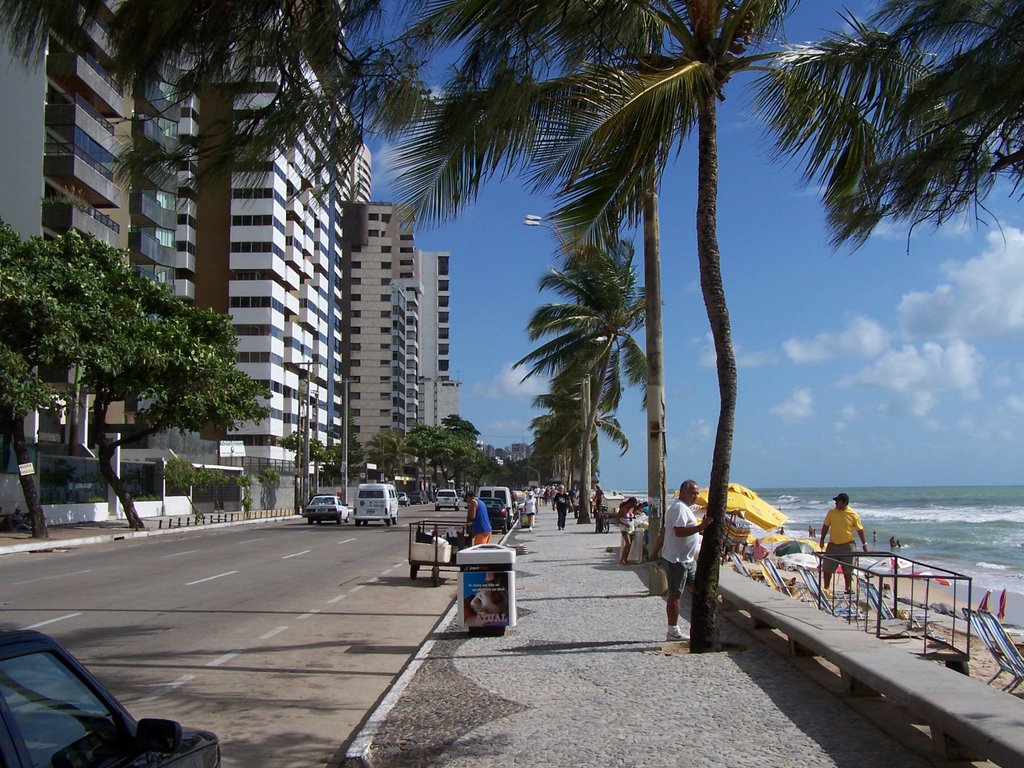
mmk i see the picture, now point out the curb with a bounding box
[0,514,297,556]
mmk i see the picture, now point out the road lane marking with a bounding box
[22,613,82,630]
[163,549,200,558]
[259,626,289,640]
[237,538,266,544]
[13,570,92,586]
[207,652,239,667]
[327,594,347,604]
[137,674,195,703]
[298,610,320,620]
[337,538,357,545]
[350,585,365,593]
[185,570,238,586]
[282,550,310,559]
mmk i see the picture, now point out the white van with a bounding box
[478,487,515,514]
[354,483,399,526]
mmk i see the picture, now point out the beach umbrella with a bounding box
[779,552,819,570]
[978,590,991,612]
[795,538,822,552]
[998,589,1008,620]
[774,540,814,557]
[695,483,788,531]
[758,533,791,545]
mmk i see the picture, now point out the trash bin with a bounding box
[457,543,517,632]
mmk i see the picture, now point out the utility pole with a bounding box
[341,378,350,504]
[293,360,316,515]
[643,187,667,542]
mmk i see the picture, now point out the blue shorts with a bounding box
[662,559,696,595]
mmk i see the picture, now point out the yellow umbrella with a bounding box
[795,538,821,552]
[758,533,792,545]
[695,483,788,531]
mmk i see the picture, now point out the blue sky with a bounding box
[369,2,1024,490]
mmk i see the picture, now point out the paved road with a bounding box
[0,507,462,767]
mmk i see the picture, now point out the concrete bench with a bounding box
[719,568,1024,766]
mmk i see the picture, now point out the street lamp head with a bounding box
[523,214,543,226]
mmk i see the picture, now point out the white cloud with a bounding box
[843,340,983,417]
[783,316,891,363]
[471,363,549,399]
[899,227,1024,339]
[770,388,814,421]
[1006,394,1024,415]
[369,141,398,197]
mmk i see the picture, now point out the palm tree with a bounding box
[515,240,645,524]
[530,386,629,483]
[757,1,1014,246]
[366,429,407,481]
[391,0,804,651]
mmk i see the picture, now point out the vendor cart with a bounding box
[409,520,470,586]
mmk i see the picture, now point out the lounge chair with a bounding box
[963,608,1024,692]
[727,551,754,579]
[858,578,923,637]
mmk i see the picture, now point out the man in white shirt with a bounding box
[650,479,712,640]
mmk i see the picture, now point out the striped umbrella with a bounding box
[998,589,1008,620]
[978,590,991,612]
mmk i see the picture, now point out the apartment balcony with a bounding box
[173,277,195,301]
[41,201,120,246]
[140,78,175,116]
[45,96,116,152]
[175,250,196,273]
[130,190,177,230]
[43,142,122,208]
[46,52,127,117]
[131,115,178,152]
[128,229,176,268]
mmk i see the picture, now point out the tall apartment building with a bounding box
[1,6,196,456]
[338,202,416,438]
[336,203,461,440]
[414,250,460,426]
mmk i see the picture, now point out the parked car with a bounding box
[409,490,428,505]
[397,492,411,506]
[434,489,460,511]
[0,629,220,768]
[480,496,513,533]
[304,495,350,525]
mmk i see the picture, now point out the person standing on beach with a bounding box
[818,492,868,592]
[650,480,712,640]
[553,484,572,530]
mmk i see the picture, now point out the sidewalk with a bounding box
[346,521,943,768]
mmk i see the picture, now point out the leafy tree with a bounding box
[0,224,123,537]
[441,415,479,443]
[755,1,1023,247]
[515,241,645,523]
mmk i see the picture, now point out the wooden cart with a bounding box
[408,520,470,586]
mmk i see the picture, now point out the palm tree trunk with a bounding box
[1,408,48,539]
[690,92,737,654]
[642,186,667,542]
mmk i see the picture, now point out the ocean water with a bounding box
[624,485,1024,600]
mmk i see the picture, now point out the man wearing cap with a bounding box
[818,492,868,592]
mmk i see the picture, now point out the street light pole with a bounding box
[341,378,350,504]
[293,360,316,516]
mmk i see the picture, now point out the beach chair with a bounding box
[795,566,862,619]
[727,551,754,579]
[963,608,1024,692]
[761,558,801,598]
[858,578,921,637]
